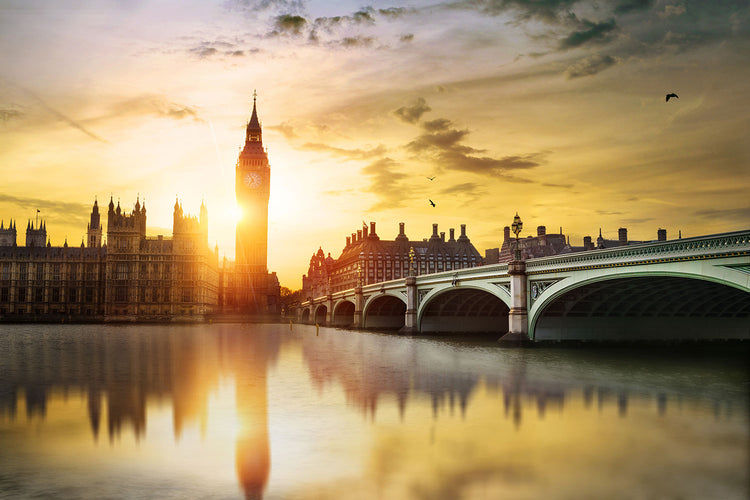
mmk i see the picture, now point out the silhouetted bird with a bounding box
[429,199,436,207]
[666,93,678,102]
[427,176,436,181]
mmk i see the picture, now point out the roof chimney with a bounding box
[357,229,362,241]
[657,228,667,241]
[363,225,368,238]
[370,221,376,237]
[503,226,510,241]
[346,236,351,246]
[537,225,546,236]
[440,231,445,242]
[583,236,593,250]
[449,228,455,242]
[458,224,469,242]
[618,227,627,245]
[399,222,405,236]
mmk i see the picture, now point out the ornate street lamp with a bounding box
[408,246,415,277]
[511,212,523,261]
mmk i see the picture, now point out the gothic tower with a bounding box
[235,92,270,276]
[87,198,102,248]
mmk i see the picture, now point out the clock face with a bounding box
[244,172,262,188]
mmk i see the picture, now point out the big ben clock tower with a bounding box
[233,91,277,314]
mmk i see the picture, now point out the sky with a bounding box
[1,0,748,289]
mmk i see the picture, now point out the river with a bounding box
[0,323,747,499]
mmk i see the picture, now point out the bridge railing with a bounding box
[525,230,750,274]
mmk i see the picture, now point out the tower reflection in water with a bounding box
[0,325,280,500]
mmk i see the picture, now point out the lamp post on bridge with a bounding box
[500,212,530,345]
[512,212,523,262]
[401,246,418,335]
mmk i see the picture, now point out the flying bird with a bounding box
[427,176,436,181]
[429,199,436,207]
[666,93,678,102]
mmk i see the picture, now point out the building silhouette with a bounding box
[219,94,280,315]
[0,197,218,321]
[303,221,483,298]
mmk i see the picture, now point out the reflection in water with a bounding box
[0,325,747,499]
[0,325,280,500]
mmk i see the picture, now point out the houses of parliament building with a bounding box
[0,96,279,322]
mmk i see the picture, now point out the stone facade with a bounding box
[302,221,483,300]
[0,198,219,322]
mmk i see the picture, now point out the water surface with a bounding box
[1,324,747,499]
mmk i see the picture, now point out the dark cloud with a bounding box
[407,127,476,155]
[400,33,414,42]
[339,36,375,48]
[0,193,90,226]
[227,50,246,56]
[352,8,376,24]
[559,18,617,49]
[542,182,574,188]
[596,210,625,216]
[0,108,23,122]
[438,151,541,178]
[393,97,432,124]
[565,54,617,78]
[226,0,305,14]
[273,14,307,35]
[455,0,582,23]
[379,7,410,18]
[192,46,219,58]
[300,142,386,160]
[614,0,655,15]
[361,157,411,210]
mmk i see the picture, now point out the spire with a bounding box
[108,195,114,212]
[245,90,262,143]
[174,196,180,211]
[135,194,140,212]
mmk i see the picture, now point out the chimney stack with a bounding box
[503,226,511,240]
[370,221,376,237]
[357,229,362,241]
[618,227,627,245]
[363,225,368,238]
[537,225,546,236]
[399,222,405,236]
[449,228,455,241]
[432,223,438,237]
[657,228,667,241]
[346,236,351,246]
[440,231,445,242]
[583,236,593,250]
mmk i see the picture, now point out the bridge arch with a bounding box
[418,284,510,334]
[332,299,355,327]
[363,293,406,329]
[300,307,311,323]
[313,304,327,325]
[529,269,750,341]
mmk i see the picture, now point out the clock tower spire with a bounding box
[234,90,274,313]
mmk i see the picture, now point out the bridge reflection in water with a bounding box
[0,324,747,499]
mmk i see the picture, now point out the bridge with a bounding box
[297,230,750,342]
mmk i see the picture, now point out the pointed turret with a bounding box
[108,195,115,213]
[246,90,262,144]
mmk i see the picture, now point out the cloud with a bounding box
[658,4,686,18]
[400,34,414,42]
[455,0,583,23]
[379,7,410,19]
[559,18,617,50]
[0,108,23,122]
[565,54,617,78]
[693,207,750,220]
[106,95,203,123]
[614,0,655,15]
[20,87,107,143]
[621,218,655,224]
[361,157,412,210]
[439,182,485,195]
[273,14,307,35]
[191,46,219,58]
[339,36,376,48]
[0,193,90,226]
[542,182,574,188]
[227,0,305,14]
[393,98,432,124]
[300,142,386,160]
[267,121,297,139]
